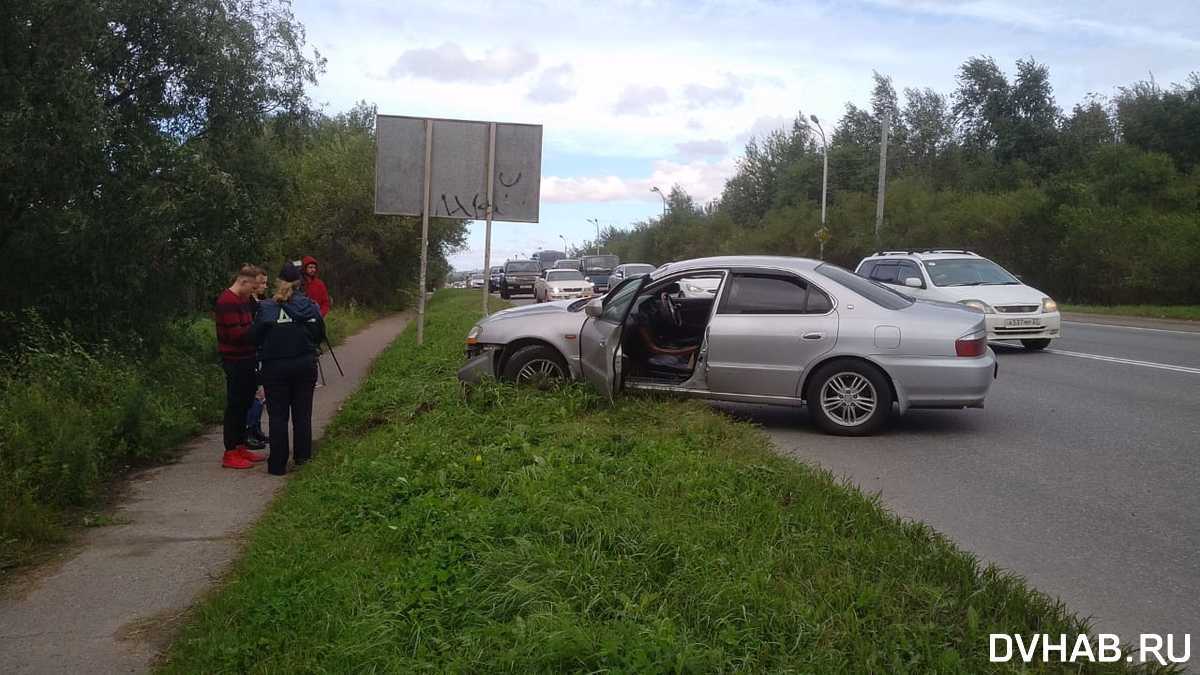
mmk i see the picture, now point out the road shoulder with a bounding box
[1062,311,1200,333]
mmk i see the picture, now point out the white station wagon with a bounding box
[855,250,1062,350]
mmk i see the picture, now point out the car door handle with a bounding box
[599,339,606,347]
[802,332,825,340]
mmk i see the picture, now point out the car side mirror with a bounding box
[584,298,603,318]
[904,277,923,288]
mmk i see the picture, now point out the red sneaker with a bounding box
[222,450,254,469]
[235,445,267,463]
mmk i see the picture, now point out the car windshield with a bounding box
[547,270,584,281]
[506,261,540,272]
[815,263,914,310]
[623,264,655,275]
[583,255,619,271]
[923,258,1020,286]
[555,260,580,268]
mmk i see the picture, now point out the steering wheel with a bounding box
[659,291,682,327]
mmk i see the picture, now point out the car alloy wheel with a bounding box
[819,372,878,427]
[502,344,568,390]
[516,358,562,383]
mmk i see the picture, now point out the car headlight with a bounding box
[1042,297,1058,313]
[959,299,994,314]
[585,276,593,282]
[466,324,481,344]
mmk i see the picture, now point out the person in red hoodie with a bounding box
[301,255,331,317]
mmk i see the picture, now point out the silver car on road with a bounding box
[459,256,997,435]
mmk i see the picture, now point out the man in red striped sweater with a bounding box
[214,264,269,469]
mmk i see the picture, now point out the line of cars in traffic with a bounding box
[460,249,1061,435]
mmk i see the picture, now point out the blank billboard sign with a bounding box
[374,115,542,223]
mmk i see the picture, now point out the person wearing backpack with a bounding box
[253,262,326,476]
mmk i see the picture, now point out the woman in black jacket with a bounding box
[253,263,326,476]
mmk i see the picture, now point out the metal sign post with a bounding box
[482,122,496,316]
[417,120,433,345]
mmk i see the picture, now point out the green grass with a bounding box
[0,306,383,577]
[160,289,1166,673]
[1062,304,1200,321]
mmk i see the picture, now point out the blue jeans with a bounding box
[246,396,264,434]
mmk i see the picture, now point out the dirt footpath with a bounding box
[0,313,411,674]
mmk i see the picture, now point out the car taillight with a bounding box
[955,331,987,357]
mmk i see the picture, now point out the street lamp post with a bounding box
[558,234,570,255]
[809,114,828,259]
[650,186,668,220]
[587,218,601,254]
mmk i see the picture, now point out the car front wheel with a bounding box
[502,345,568,389]
[807,361,892,436]
[1021,338,1051,350]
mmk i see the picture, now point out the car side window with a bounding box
[869,262,899,284]
[719,274,813,314]
[600,278,642,323]
[857,260,877,278]
[806,285,833,313]
[897,261,924,287]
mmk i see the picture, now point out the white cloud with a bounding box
[735,115,793,148]
[675,139,728,160]
[387,42,538,83]
[613,84,670,116]
[527,64,575,103]
[683,74,749,109]
[542,158,737,204]
[865,0,1200,52]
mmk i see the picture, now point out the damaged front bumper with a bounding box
[457,346,498,384]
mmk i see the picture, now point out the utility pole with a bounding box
[875,111,889,248]
[587,218,601,254]
[650,186,668,220]
[809,115,829,260]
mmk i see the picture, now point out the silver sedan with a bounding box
[459,256,997,435]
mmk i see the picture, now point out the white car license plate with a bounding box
[1004,318,1039,327]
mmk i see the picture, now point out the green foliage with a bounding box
[0,313,223,572]
[160,290,1157,673]
[603,59,1200,306]
[0,3,467,350]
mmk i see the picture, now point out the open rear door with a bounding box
[578,276,645,398]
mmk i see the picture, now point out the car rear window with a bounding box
[815,263,913,310]
[506,261,540,272]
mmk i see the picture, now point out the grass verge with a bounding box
[161,289,1162,673]
[1062,304,1200,321]
[0,306,382,577]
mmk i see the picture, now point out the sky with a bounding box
[292,0,1199,271]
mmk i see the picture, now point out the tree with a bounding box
[0,0,324,343]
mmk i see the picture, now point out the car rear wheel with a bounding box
[502,345,567,389]
[807,361,892,436]
[1021,338,1051,350]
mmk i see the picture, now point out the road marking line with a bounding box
[1046,349,1200,375]
[1063,320,1200,336]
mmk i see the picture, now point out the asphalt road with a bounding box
[496,291,1198,653]
[719,317,1200,654]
